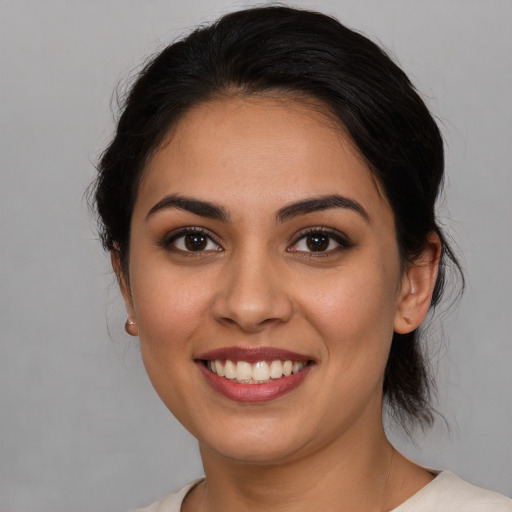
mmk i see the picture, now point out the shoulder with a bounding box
[392,471,512,512]
[131,474,511,512]
[132,479,204,512]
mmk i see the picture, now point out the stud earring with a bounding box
[124,319,137,336]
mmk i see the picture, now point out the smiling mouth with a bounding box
[203,359,310,384]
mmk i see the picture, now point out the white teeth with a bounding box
[292,362,305,374]
[235,361,252,381]
[224,360,236,379]
[216,360,225,377]
[207,359,307,383]
[269,360,283,379]
[253,361,270,381]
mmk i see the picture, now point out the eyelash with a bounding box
[287,227,352,256]
[161,227,222,255]
[160,226,352,256]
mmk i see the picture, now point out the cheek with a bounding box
[130,265,213,355]
[298,265,399,425]
[298,257,399,360]
[128,269,214,421]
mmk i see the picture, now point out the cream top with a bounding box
[135,471,512,512]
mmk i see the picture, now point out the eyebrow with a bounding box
[146,193,369,224]
[146,194,229,222]
[276,194,370,223]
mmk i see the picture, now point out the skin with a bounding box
[116,96,441,511]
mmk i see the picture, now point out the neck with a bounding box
[188,424,396,512]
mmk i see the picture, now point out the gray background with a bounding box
[1,0,511,511]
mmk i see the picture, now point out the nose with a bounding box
[211,252,293,332]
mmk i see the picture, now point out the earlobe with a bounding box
[111,250,139,336]
[394,233,441,334]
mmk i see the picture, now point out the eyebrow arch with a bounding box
[146,194,229,222]
[276,194,370,223]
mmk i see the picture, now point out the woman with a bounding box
[92,6,512,511]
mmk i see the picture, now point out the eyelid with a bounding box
[159,225,352,254]
[160,226,223,252]
[287,226,352,253]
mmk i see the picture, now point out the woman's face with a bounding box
[121,96,416,464]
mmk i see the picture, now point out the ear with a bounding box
[394,232,441,334]
[111,249,139,337]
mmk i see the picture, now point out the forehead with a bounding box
[135,95,390,221]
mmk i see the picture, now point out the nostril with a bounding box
[210,272,294,331]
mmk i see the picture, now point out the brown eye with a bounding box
[306,233,330,252]
[168,229,221,253]
[184,233,208,251]
[288,229,348,255]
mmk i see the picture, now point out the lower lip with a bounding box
[196,362,313,403]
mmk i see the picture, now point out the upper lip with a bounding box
[195,346,313,363]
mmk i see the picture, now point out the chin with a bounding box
[198,421,311,465]
[207,439,306,466]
